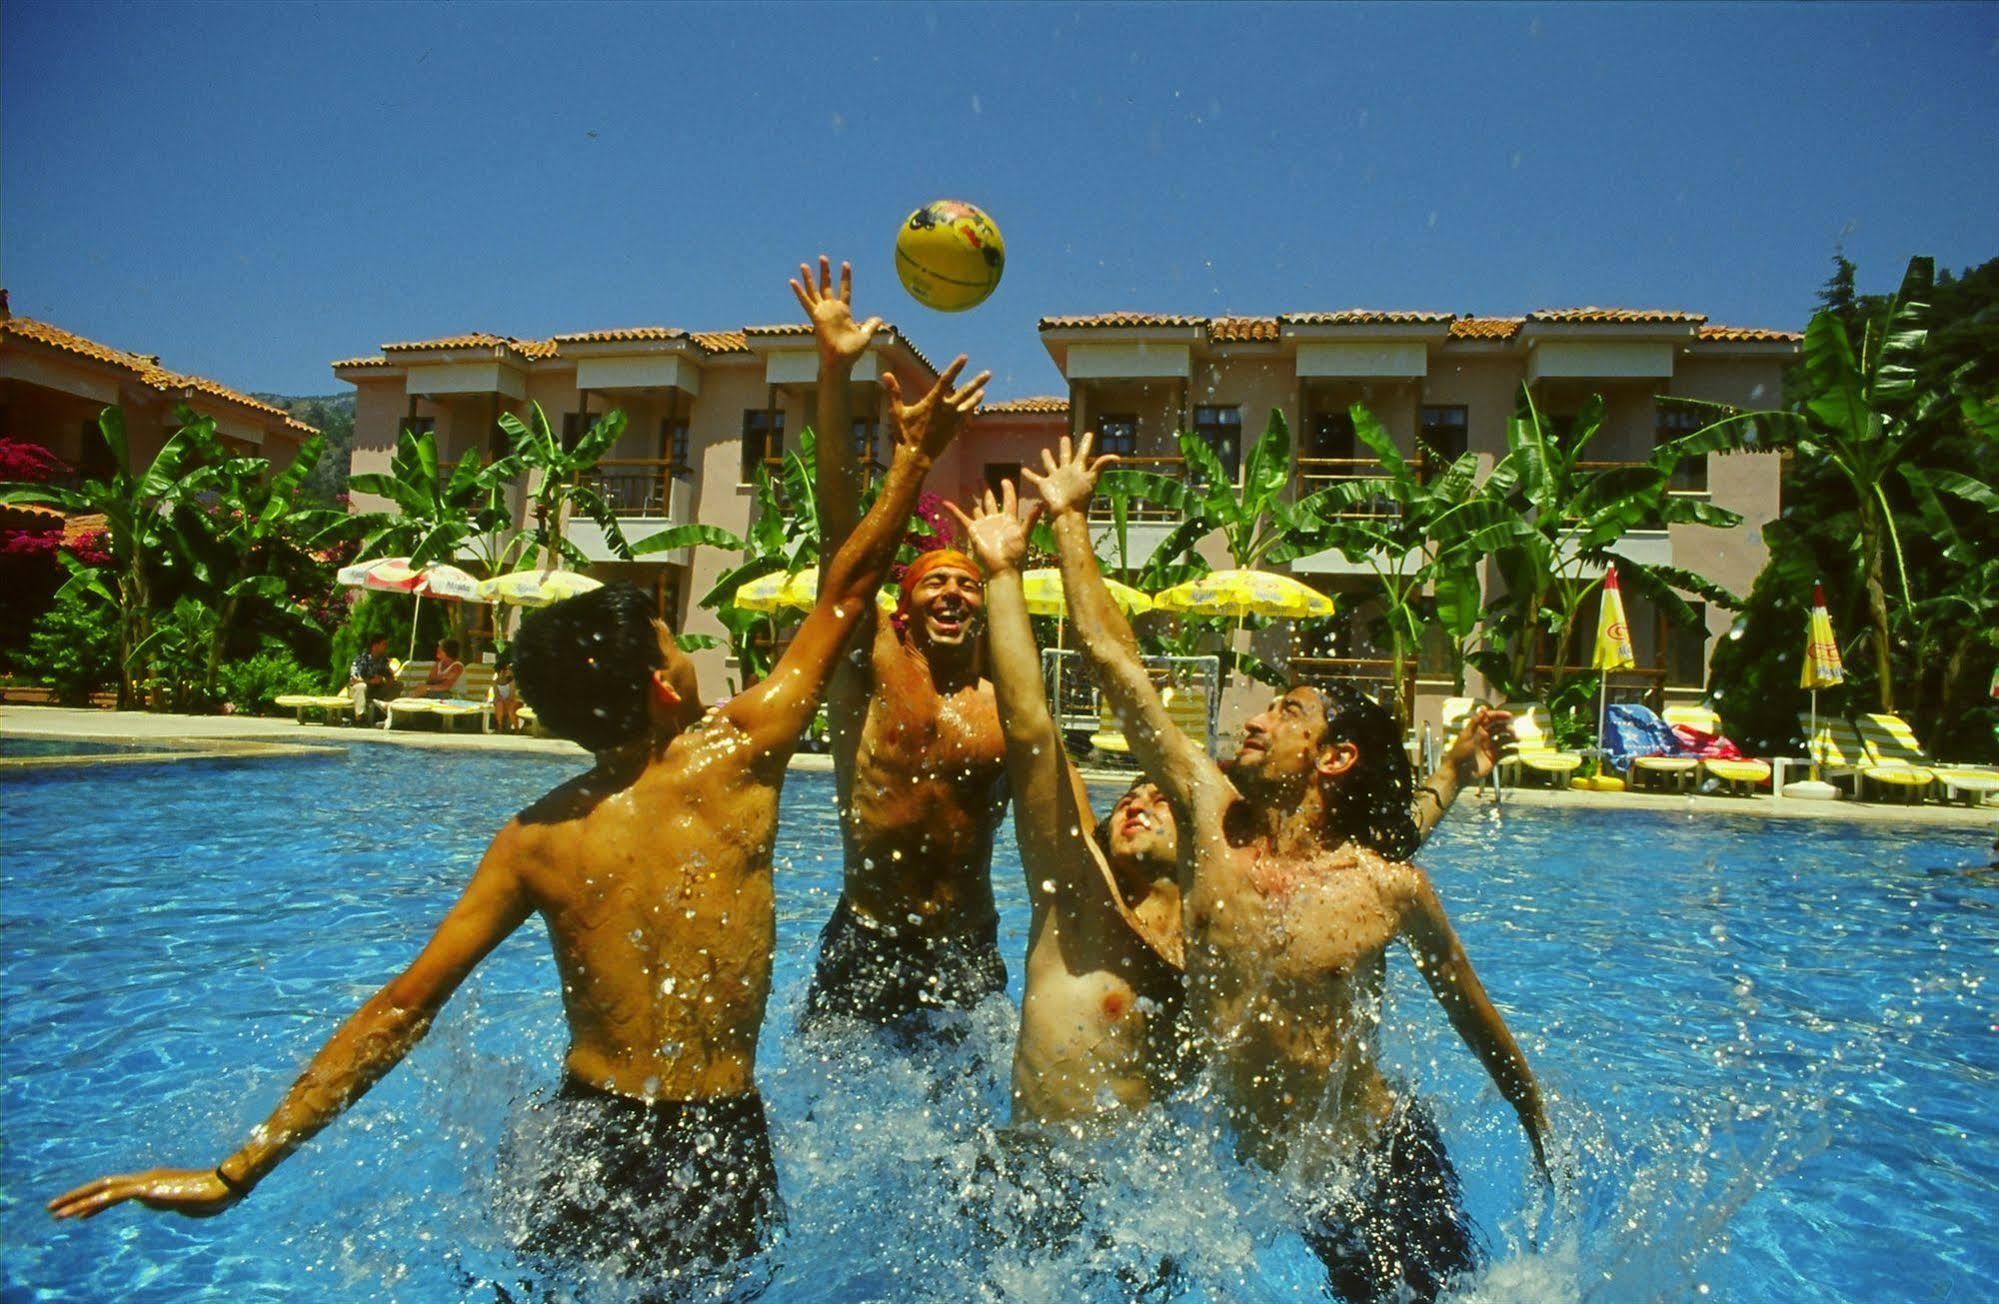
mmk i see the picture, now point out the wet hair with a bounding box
[493,648,513,671]
[439,637,461,659]
[1309,681,1419,861]
[513,581,664,752]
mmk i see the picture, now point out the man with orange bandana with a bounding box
[790,255,1009,1038]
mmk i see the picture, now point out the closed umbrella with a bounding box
[1799,581,1846,786]
[1592,563,1636,771]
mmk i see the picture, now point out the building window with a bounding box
[984,462,1021,498]
[1097,414,1138,457]
[1669,603,1709,687]
[741,410,783,483]
[851,418,880,465]
[1419,405,1469,464]
[1193,405,1242,481]
[1310,410,1357,461]
[662,416,691,478]
[1656,403,1708,492]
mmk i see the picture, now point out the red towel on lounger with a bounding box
[1669,726,1743,760]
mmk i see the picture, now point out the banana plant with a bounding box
[1270,403,1531,704]
[1471,386,1744,702]
[497,401,636,569]
[346,425,520,569]
[0,406,210,706]
[1662,256,1996,710]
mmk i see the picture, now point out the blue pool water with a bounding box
[3,746,1994,1300]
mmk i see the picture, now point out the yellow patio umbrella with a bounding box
[1019,568,1153,618]
[1151,570,1334,620]
[1592,562,1636,762]
[1800,581,1845,782]
[475,567,603,608]
[730,567,897,614]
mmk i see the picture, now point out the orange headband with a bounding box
[897,548,981,610]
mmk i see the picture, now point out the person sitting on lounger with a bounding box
[47,347,987,1290]
[415,638,464,699]
[490,650,520,734]
[347,634,398,723]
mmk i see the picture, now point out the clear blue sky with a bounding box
[6,1,1996,397]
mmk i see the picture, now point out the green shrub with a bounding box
[217,645,324,715]
[18,586,119,704]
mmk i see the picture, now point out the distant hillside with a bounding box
[254,392,354,501]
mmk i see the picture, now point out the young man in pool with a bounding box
[950,482,1513,1128]
[47,351,989,1284]
[1028,433,1551,1303]
[790,256,1013,1038]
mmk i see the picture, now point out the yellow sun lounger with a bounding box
[1855,712,1999,806]
[278,660,435,724]
[1663,705,1770,794]
[385,664,497,734]
[1089,683,1213,759]
[1498,703,1583,786]
[1802,713,1933,802]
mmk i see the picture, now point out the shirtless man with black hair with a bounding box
[48,346,988,1287]
[1029,432,1550,1303]
[790,256,1011,1036]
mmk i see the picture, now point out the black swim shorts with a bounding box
[517,1079,784,1291]
[1300,1102,1481,1303]
[799,895,1007,1034]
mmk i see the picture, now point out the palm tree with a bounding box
[0,407,210,706]
[1473,387,1744,702]
[1669,256,1997,710]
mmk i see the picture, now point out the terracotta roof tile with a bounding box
[742,323,812,337]
[1448,317,1526,340]
[980,396,1070,414]
[1,315,314,435]
[379,332,556,362]
[691,331,750,354]
[1038,313,1205,330]
[332,355,392,369]
[1528,308,1707,324]
[1208,316,1279,342]
[551,327,690,345]
[1278,310,1455,326]
[1696,324,1803,343]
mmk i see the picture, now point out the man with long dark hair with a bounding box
[1030,432,1550,1303]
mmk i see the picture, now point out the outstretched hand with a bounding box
[884,355,989,463]
[1447,705,1514,781]
[1021,431,1117,518]
[945,480,1042,576]
[48,1167,241,1222]
[789,255,882,366]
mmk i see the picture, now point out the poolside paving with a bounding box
[4,704,1994,828]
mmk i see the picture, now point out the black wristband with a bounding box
[214,1164,250,1197]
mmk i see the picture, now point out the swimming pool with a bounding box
[4,746,1994,1300]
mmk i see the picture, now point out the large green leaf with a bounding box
[630,522,750,557]
[1239,408,1292,516]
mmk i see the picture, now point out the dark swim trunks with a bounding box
[516,1078,783,1292]
[1301,1103,1481,1303]
[799,894,1008,1036]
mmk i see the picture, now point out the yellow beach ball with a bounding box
[895,200,1005,312]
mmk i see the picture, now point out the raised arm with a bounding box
[1026,433,1225,822]
[724,357,987,758]
[49,831,534,1220]
[791,255,883,557]
[1400,867,1551,1178]
[1410,706,1512,843]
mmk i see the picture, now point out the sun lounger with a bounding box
[385,664,497,733]
[273,690,353,724]
[1089,681,1213,760]
[1855,713,1999,806]
[1801,713,1931,802]
[1498,703,1584,786]
[1663,705,1770,794]
[1602,703,1701,791]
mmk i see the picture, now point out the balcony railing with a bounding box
[1288,656,1420,724]
[1294,457,1411,519]
[1089,455,1195,522]
[576,458,689,518]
